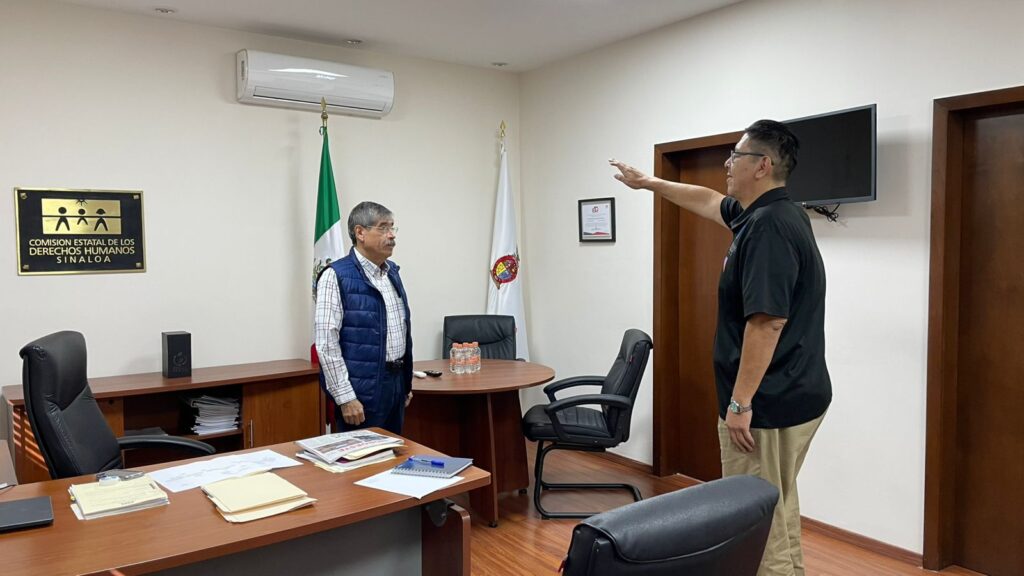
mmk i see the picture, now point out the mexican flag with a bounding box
[312,125,345,300]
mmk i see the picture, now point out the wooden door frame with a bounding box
[652,131,741,476]
[924,84,1024,570]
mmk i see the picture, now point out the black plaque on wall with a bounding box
[14,188,146,275]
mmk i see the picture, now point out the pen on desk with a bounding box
[409,456,445,467]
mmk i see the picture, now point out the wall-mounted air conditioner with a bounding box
[236,50,394,118]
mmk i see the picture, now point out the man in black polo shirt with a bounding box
[610,120,830,576]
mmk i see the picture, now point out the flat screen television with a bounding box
[782,104,876,206]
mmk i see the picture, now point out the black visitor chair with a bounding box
[521,328,652,519]
[442,314,517,360]
[561,475,779,575]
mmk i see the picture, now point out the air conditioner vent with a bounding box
[236,50,393,119]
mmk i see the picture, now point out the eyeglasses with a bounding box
[727,149,768,163]
[367,225,398,235]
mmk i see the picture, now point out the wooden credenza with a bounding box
[3,359,324,484]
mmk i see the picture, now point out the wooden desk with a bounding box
[0,434,489,575]
[3,359,324,484]
[404,359,555,526]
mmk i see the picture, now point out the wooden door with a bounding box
[950,106,1024,575]
[241,376,323,448]
[653,133,739,480]
[926,85,1024,573]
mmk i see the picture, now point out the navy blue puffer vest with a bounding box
[328,248,413,415]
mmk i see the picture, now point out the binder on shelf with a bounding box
[390,455,472,479]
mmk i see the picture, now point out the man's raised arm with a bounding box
[609,159,728,229]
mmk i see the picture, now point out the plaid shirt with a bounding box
[315,249,408,405]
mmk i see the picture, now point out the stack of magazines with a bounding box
[184,395,239,435]
[295,431,404,472]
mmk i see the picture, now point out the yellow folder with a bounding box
[201,472,309,514]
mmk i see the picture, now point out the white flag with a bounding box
[486,141,529,360]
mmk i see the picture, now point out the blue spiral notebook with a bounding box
[391,455,473,479]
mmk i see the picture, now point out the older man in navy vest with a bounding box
[314,201,413,433]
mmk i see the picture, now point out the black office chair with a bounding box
[521,328,652,519]
[561,475,779,575]
[19,331,215,479]
[442,314,517,360]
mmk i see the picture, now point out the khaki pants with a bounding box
[718,413,825,576]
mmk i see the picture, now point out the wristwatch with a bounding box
[728,398,752,414]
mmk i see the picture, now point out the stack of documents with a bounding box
[295,431,404,465]
[184,395,239,435]
[201,472,315,523]
[296,449,396,473]
[69,475,169,520]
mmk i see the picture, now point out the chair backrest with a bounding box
[442,315,516,360]
[599,328,652,441]
[563,475,779,576]
[19,331,122,479]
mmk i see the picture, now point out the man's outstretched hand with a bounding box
[609,158,652,190]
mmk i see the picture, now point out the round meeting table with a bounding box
[404,359,555,527]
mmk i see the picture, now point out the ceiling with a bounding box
[61,0,741,71]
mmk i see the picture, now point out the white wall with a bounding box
[519,0,1024,553]
[0,1,518,413]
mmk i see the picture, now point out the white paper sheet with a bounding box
[354,469,462,499]
[148,449,302,493]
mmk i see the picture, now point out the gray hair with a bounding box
[347,201,393,244]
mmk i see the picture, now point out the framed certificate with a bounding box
[578,197,616,243]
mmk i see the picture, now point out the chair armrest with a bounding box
[544,394,632,443]
[116,435,216,455]
[543,376,605,401]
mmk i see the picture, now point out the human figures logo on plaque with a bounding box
[14,188,146,275]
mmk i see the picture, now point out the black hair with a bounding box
[745,119,799,181]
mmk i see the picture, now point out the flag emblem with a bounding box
[490,254,519,289]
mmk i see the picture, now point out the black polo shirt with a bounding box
[714,187,831,429]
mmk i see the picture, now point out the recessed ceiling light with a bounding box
[345,39,363,46]
[492,62,508,67]
[154,7,176,14]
